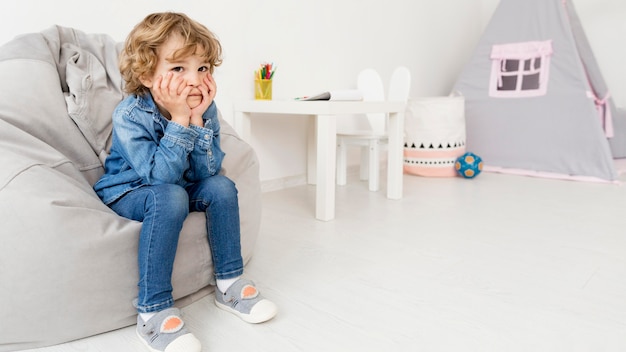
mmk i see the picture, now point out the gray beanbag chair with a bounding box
[0,26,262,351]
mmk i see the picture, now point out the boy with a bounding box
[94,12,277,352]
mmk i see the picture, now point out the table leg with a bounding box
[387,111,404,199]
[315,114,337,221]
[306,115,316,185]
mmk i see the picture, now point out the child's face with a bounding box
[142,34,212,109]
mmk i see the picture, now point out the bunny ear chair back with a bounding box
[336,66,411,192]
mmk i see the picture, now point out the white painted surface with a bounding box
[22,171,626,351]
[2,1,622,183]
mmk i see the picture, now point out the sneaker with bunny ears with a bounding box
[214,278,277,324]
[136,307,201,352]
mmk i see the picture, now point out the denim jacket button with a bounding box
[204,134,210,140]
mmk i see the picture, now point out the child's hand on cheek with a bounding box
[152,72,192,126]
[205,74,217,102]
[189,74,217,127]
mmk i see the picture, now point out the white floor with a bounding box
[24,171,626,352]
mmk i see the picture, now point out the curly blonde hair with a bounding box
[120,12,223,96]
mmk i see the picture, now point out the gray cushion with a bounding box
[0,26,261,351]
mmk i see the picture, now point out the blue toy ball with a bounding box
[455,152,483,179]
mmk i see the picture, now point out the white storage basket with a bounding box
[403,96,466,177]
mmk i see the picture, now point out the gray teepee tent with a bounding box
[453,0,623,182]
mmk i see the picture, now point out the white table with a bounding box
[233,100,406,221]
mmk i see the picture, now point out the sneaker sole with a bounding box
[215,298,278,324]
[136,330,201,352]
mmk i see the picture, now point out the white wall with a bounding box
[1,0,624,184]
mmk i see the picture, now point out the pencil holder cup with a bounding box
[254,79,272,100]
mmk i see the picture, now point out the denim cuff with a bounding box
[163,121,199,151]
[189,124,213,150]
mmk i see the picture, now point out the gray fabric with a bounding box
[609,108,626,159]
[214,278,277,324]
[565,0,613,115]
[136,308,199,351]
[453,0,618,181]
[0,26,262,351]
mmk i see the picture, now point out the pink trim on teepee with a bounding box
[483,165,620,184]
[587,91,614,138]
[490,41,553,59]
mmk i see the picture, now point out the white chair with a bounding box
[336,66,411,191]
[388,66,412,104]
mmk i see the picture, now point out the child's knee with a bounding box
[193,176,238,208]
[149,184,189,215]
[214,176,238,202]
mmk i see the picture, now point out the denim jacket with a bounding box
[94,93,225,205]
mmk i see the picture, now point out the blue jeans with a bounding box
[110,175,244,313]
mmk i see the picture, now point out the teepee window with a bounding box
[489,40,552,98]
